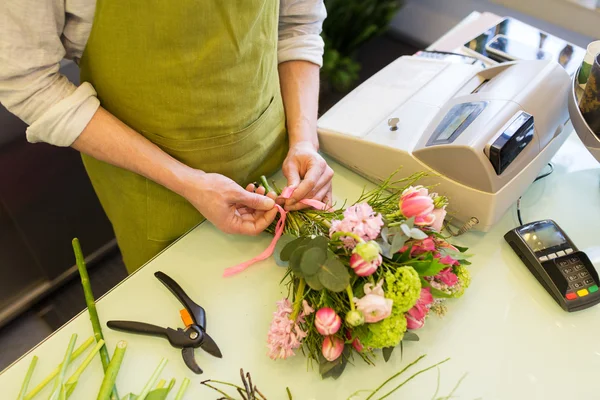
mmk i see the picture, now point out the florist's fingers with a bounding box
[307,166,334,199]
[286,181,332,212]
[234,189,275,211]
[238,207,279,235]
[255,186,266,196]
[246,183,256,192]
[282,160,301,190]
[287,161,324,207]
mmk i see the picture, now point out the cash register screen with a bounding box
[427,101,487,146]
[520,223,567,252]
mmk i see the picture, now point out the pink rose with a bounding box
[406,288,434,330]
[322,336,344,362]
[430,207,447,232]
[314,308,342,336]
[354,281,393,323]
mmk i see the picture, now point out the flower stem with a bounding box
[65,339,105,397]
[17,356,37,400]
[346,285,356,311]
[49,333,77,400]
[138,358,168,400]
[259,175,274,194]
[290,278,306,321]
[96,341,127,400]
[331,231,363,243]
[174,378,190,400]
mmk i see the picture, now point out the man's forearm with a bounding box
[278,60,320,150]
[72,107,200,198]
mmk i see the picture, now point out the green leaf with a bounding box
[289,245,309,278]
[305,272,325,291]
[301,247,327,276]
[382,347,394,362]
[146,388,170,400]
[392,245,413,263]
[318,256,350,292]
[411,254,447,277]
[405,216,415,229]
[402,331,420,341]
[280,237,309,262]
[274,234,297,267]
[438,247,472,261]
[454,245,469,253]
[310,236,330,252]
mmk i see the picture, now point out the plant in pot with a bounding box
[320,0,404,95]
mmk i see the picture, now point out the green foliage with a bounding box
[360,310,407,349]
[383,268,421,314]
[321,0,404,92]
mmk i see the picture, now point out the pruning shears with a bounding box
[107,271,222,374]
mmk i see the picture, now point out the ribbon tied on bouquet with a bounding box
[222,187,333,277]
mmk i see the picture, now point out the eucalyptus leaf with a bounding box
[382,347,394,362]
[405,216,415,229]
[438,247,472,261]
[280,237,309,262]
[305,272,325,291]
[390,233,407,254]
[378,239,393,259]
[318,257,350,292]
[409,228,428,240]
[310,236,330,252]
[402,331,420,341]
[380,227,389,243]
[289,245,309,278]
[274,234,297,267]
[146,388,171,400]
[454,245,469,253]
[300,247,327,276]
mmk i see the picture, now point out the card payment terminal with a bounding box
[504,220,600,312]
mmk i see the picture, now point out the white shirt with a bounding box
[0,0,326,147]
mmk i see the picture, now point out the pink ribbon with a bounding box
[222,187,332,277]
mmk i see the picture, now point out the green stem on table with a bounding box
[96,341,127,400]
[290,278,306,321]
[138,358,168,400]
[65,339,105,397]
[286,387,293,400]
[346,285,356,311]
[24,336,95,400]
[331,231,363,244]
[259,176,274,194]
[166,378,177,393]
[49,334,77,400]
[72,238,119,400]
[174,378,190,400]
[365,355,426,400]
[17,356,38,400]
[376,358,450,400]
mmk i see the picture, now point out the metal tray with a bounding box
[568,68,600,162]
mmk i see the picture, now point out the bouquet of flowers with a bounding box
[227,172,472,379]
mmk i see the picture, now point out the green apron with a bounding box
[79,0,288,273]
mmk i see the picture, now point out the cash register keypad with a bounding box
[558,254,598,300]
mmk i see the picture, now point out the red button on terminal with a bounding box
[566,292,577,300]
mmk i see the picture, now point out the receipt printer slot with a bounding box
[487,112,534,175]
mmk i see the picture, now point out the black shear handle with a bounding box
[154,271,206,330]
[107,320,169,339]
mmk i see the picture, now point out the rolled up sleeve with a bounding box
[0,1,98,146]
[278,0,327,67]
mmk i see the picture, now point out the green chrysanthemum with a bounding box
[384,267,421,313]
[361,312,408,349]
[451,265,471,298]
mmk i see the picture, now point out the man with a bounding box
[0,1,333,273]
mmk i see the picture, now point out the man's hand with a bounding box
[282,141,333,211]
[183,172,278,235]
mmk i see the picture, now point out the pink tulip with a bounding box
[406,288,434,330]
[322,336,344,361]
[350,253,381,277]
[354,281,393,323]
[414,213,436,226]
[430,207,447,232]
[399,186,434,219]
[315,307,342,336]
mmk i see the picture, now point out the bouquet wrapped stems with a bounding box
[72,238,119,400]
